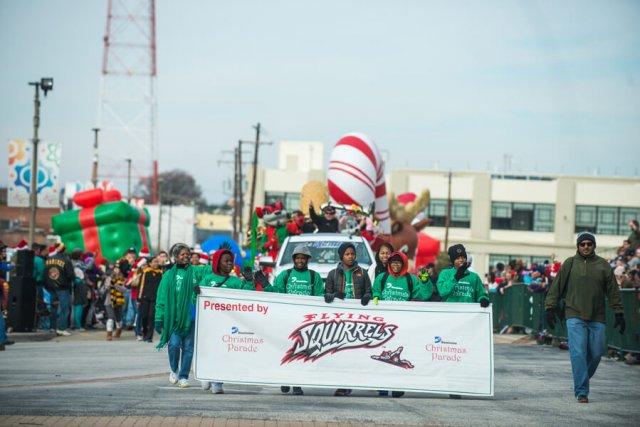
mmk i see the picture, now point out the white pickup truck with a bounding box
[272,233,375,280]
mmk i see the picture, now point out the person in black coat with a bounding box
[308,203,339,233]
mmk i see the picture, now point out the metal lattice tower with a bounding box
[97,0,158,203]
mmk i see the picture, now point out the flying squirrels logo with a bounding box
[281,314,398,364]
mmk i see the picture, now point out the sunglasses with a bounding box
[579,241,594,247]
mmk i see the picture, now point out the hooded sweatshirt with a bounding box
[265,266,324,296]
[437,265,488,303]
[372,251,432,301]
[199,249,254,291]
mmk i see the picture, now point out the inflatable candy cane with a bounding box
[327,133,391,234]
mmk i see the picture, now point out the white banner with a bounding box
[195,288,494,397]
[8,139,61,208]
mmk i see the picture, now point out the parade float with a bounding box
[51,188,151,263]
[247,132,440,271]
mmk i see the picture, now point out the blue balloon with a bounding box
[201,235,243,266]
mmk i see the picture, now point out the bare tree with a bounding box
[135,169,206,208]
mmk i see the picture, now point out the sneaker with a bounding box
[136,335,144,341]
[169,372,178,384]
[212,382,224,394]
[77,328,86,332]
[391,391,405,398]
[577,396,589,403]
[280,386,291,393]
[178,379,189,388]
[56,330,71,337]
[292,387,303,395]
[201,381,211,391]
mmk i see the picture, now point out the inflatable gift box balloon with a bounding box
[51,188,151,263]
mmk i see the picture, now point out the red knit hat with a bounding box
[199,253,210,265]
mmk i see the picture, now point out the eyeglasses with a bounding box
[579,242,594,248]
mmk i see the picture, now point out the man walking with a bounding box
[545,232,625,403]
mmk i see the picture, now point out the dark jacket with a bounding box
[138,267,163,302]
[44,254,75,291]
[628,228,640,250]
[309,206,339,233]
[325,262,372,299]
[545,252,623,322]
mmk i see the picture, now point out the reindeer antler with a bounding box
[388,190,430,224]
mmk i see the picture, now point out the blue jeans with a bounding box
[168,323,195,380]
[57,290,72,331]
[566,317,606,398]
[124,290,137,327]
[0,314,7,344]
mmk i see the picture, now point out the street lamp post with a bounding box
[27,78,53,245]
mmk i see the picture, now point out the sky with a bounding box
[1,0,639,203]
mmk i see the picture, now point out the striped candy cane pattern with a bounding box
[327,133,391,234]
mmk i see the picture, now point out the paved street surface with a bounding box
[1,330,639,426]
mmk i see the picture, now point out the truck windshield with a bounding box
[279,240,372,266]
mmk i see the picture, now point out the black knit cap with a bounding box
[448,244,467,263]
[338,242,356,260]
[577,232,596,247]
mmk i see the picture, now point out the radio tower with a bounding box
[97,0,158,203]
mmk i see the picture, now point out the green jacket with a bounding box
[437,267,488,303]
[199,272,254,292]
[628,228,640,250]
[372,273,433,301]
[264,268,324,296]
[154,264,208,348]
[545,252,623,322]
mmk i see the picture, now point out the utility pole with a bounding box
[91,128,100,188]
[126,158,132,202]
[248,123,261,223]
[218,147,251,242]
[237,141,245,243]
[240,123,272,232]
[444,170,452,251]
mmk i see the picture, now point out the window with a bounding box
[264,192,301,212]
[576,205,640,235]
[491,202,555,232]
[426,199,471,228]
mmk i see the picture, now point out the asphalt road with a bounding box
[1,331,639,426]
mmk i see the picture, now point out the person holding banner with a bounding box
[372,251,433,304]
[368,242,394,284]
[263,244,324,396]
[372,250,433,398]
[196,248,255,395]
[154,243,209,389]
[437,244,490,307]
[324,242,373,396]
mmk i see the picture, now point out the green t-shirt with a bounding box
[175,268,186,294]
[265,268,324,296]
[436,267,488,303]
[344,269,354,299]
[199,273,254,290]
[372,273,433,301]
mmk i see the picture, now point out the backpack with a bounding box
[283,268,317,295]
[380,272,413,300]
